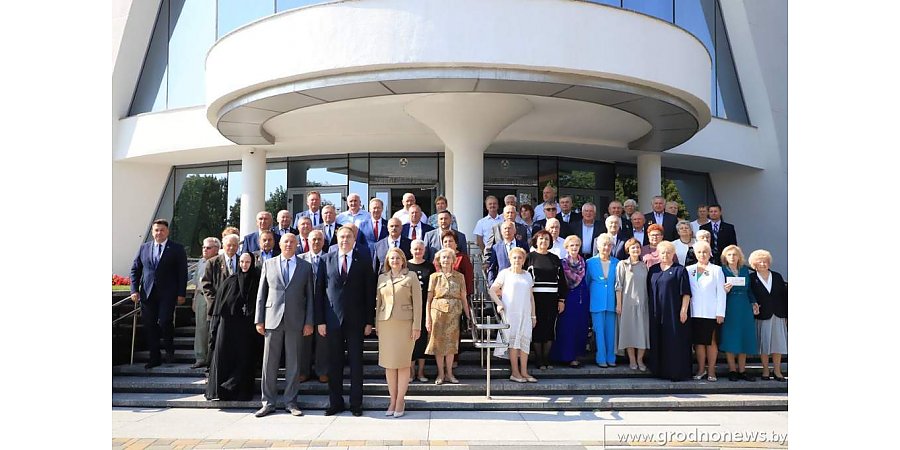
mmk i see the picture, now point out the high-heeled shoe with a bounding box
[692,370,708,380]
[385,409,394,416]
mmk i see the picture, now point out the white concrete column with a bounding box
[240,148,267,236]
[637,153,662,213]
[406,93,532,241]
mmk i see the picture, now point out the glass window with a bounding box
[483,157,538,186]
[288,159,348,187]
[587,0,622,7]
[714,1,750,124]
[615,165,639,206]
[675,0,716,115]
[623,0,674,22]
[171,165,229,257]
[265,162,288,216]
[129,0,169,115]
[148,168,177,239]
[369,157,438,185]
[349,157,369,204]
[226,164,242,227]
[538,158,557,192]
[167,0,215,109]
[662,169,716,220]
[217,0,274,38]
[276,0,321,12]
[558,160,616,191]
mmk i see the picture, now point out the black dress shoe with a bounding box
[741,372,756,382]
[351,408,363,417]
[727,371,739,382]
[774,375,787,382]
[144,360,161,369]
[324,406,345,416]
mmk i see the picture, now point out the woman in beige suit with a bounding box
[376,247,422,418]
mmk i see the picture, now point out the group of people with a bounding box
[129,188,786,420]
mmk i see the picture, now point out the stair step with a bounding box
[112,374,787,396]
[111,391,787,411]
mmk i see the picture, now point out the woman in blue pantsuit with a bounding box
[586,234,619,367]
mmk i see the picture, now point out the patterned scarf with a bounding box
[561,254,585,289]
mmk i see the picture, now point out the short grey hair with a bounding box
[605,214,621,228]
[203,237,222,249]
[222,234,240,246]
[503,194,517,205]
[624,199,638,208]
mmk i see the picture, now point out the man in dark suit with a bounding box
[316,205,340,252]
[374,218,412,272]
[316,226,376,417]
[297,217,315,255]
[558,195,581,225]
[626,212,650,246]
[252,229,281,267]
[253,233,315,418]
[401,204,433,242]
[275,210,300,237]
[645,196,678,241]
[700,204,737,262]
[424,210,467,262]
[533,203,573,238]
[486,221,528,285]
[621,199,638,235]
[293,190,323,229]
[483,205,527,259]
[130,219,188,369]
[572,202,605,259]
[603,214,630,260]
[602,200,626,233]
[242,211,279,254]
[358,197,388,244]
[299,230,329,384]
[327,222,372,264]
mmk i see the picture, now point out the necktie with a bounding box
[327,225,332,242]
[230,256,235,275]
[302,238,308,253]
[507,242,513,255]
[713,222,720,233]
[282,258,290,284]
[393,240,398,248]
[373,220,379,239]
[341,254,348,277]
[411,225,417,240]
[312,213,318,227]
[155,243,162,265]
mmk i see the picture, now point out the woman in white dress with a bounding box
[686,240,727,382]
[488,247,538,383]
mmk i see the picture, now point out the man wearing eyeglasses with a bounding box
[190,237,220,369]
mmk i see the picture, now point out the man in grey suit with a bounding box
[298,230,330,383]
[423,210,467,262]
[254,233,316,418]
[191,237,220,369]
[483,205,527,260]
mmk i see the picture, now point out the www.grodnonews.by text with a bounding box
[614,428,788,446]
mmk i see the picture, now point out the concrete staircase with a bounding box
[112,325,787,411]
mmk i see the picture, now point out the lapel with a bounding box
[287,255,302,287]
[275,256,287,287]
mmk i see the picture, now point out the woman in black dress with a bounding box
[408,240,435,382]
[525,229,569,369]
[646,241,693,381]
[206,252,260,401]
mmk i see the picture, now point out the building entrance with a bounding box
[371,186,436,218]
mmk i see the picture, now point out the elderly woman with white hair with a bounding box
[686,240,726,382]
[674,220,698,267]
[720,245,760,382]
[587,233,620,367]
[646,240,693,381]
[748,249,787,382]
[603,214,627,260]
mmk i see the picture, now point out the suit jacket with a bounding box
[294,209,323,229]
[607,231,630,261]
[192,258,209,311]
[533,218,574,239]
[316,249,376,329]
[299,251,327,284]
[254,255,315,331]
[373,236,412,273]
[252,248,281,269]
[621,227,650,247]
[274,227,300,237]
[375,270,422,331]
[200,253,239,317]
[486,239,528,285]
[618,214,634,234]
[571,219,605,257]
[645,211,679,241]
[401,222,434,241]
[700,220,738,262]
[241,230,281,255]
[558,210,582,226]
[482,223,527,258]
[423,228,467,261]
[315,222,340,251]
[130,240,188,302]
[358,216,389,244]
[749,270,788,320]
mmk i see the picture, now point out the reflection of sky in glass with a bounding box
[623,0,673,22]
[217,0,274,38]
[587,0,622,6]
[675,0,716,115]
[168,0,215,108]
[276,0,321,12]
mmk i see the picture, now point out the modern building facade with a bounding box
[112,0,787,276]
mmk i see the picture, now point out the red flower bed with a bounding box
[112,274,131,286]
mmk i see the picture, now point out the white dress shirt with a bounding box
[473,214,503,239]
[580,223,595,255]
[338,249,354,274]
[153,239,168,263]
[280,254,296,284]
[407,222,424,240]
[393,208,429,225]
[633,229,645,245]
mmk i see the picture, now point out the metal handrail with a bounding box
[466,241,510,399]
[113,297,141,365]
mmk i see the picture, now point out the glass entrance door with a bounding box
[287,187,347,219]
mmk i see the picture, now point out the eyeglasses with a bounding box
[202,246,216,249]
